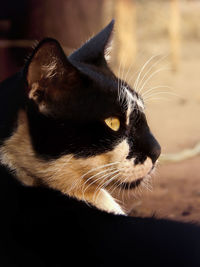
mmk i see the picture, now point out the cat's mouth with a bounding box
[118,178,143,190]
[108,177,143,191]
[113,165,155,190]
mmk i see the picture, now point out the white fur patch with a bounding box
[118,86,144,126]
[132,94,144,110]
[125,90,134,125]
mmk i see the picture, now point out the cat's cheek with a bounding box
[106,139,130,163]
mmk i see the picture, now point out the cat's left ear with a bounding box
[26,38,79,114]
[69,19,114,65]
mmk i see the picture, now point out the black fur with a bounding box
[1,165,200,267]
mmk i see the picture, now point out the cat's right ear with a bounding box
[25,38,79,114]
[69,20,114,65]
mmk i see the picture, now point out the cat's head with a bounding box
[4,20,161,204]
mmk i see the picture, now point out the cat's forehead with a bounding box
[91,75,143,115]
[68,54,145,120]
[64,70,145,123]
[96,72,145,113]
[76,63,144,111]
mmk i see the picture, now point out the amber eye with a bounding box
[104,117,120,131]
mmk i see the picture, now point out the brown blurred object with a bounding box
[112,0,137,69]
[169,0,181,71]
[26,0,103,49]
[103,0,181,74]
[0,0,103,82]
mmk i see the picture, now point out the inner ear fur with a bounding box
[26,38,78,113]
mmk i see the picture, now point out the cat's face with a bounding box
[21,20,160,198]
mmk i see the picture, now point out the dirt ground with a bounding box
[114,40,200,223]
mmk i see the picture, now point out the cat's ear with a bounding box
[69,19,114,65]
[26,38,78,114]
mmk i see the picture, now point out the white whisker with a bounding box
[136,54,168,92]
[82,169,119,201]
[143,91,179,101]
[118,56,124,101]
[94,172,121,203]
[81,166,118,191]
[144,97,173,103]
[141,85,172,98]
[142,177,153,192]
[127,69,141,90]
[121,176,132,203]
[124,60,136,87]
[134,55,160,91]
[80,161,120,180]
[138,66,171,95]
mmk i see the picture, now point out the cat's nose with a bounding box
[146,135,161,164]
[148,143,161,163]
[127,130,161,164]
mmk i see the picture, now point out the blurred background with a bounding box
[1,0,200,222]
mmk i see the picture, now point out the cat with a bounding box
[0,20,200,267]
[0,20,160,215]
